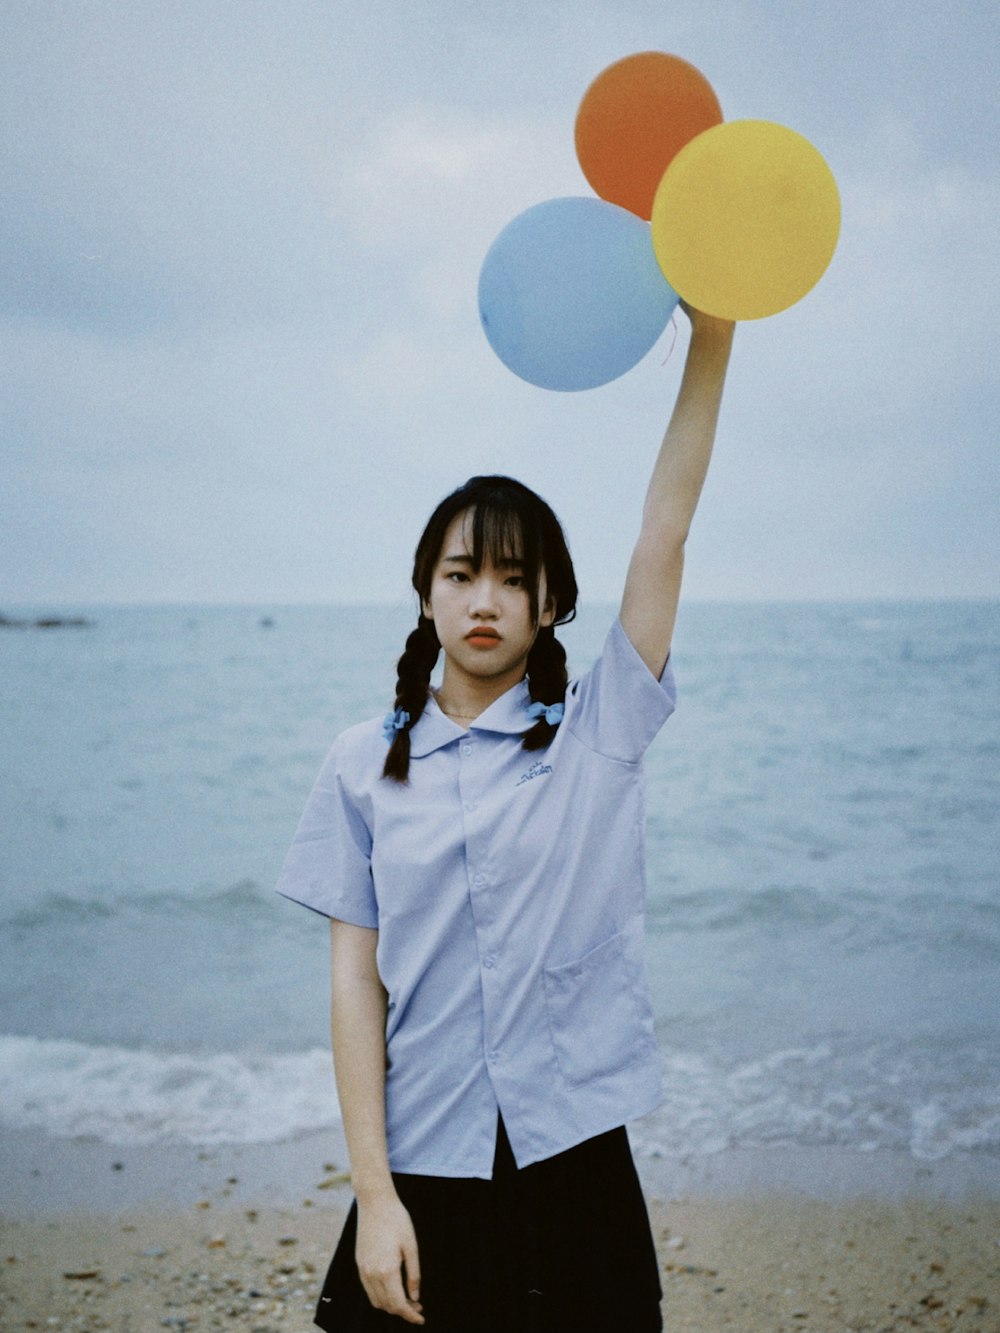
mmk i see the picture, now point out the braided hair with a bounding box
[383,476,578,783]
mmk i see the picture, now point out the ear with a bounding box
[421,595,434,621]
[540,592,557,629]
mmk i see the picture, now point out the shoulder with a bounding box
[315,715,388,790]
[562,616,676,762]
[566,615,676,699]
[337,714,387,758]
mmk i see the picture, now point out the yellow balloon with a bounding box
[651,120,840,320]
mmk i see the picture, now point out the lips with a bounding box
[466,627,501,644]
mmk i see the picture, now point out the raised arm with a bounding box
[620,308,735,678]
[330,920,424,1325]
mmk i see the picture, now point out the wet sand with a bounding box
[2,1133,999,1331]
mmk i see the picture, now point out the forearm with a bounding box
[619,312,735,675]
[331,949,424,1324]
[642,313,734,542]
[331,971,395,1202]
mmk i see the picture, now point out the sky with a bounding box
[3,0,997,605]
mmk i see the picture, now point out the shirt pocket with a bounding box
[542,932,652,1089]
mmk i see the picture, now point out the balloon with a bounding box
[478,196,678,392]
[575,52,723,220]
[651,120,841,321]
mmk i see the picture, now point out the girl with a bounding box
[277,306,734,1331]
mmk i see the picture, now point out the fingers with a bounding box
[360,1265,424,1324]
[402,1234,421,1306]
[683,300,736,337]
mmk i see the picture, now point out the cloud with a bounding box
[318,104,581,310]
[1,0,998,602]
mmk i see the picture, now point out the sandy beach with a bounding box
[3,1132,999,1332]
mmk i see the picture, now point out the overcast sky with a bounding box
[3,0,997,605]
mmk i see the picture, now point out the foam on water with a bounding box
[0,1035,340,1145]
[3,1031,997,1161]
[633,1037,1000,1163]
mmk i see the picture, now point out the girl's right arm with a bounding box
[330,919,424,1325]
[620,307,734,680]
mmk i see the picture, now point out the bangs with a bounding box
[467,501,534,571]
[468,497,543,621]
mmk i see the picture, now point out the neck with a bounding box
[436,659,526,721]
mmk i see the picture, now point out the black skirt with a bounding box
[313,1116,662,1333]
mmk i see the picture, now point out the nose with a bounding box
[468,573,501,618]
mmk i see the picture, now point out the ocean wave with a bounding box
[0,1034,340,1145]
[647,886,1000,959]
[910,1100,1000,1162]
[649,885,847,933]
[1,880,272,931]
[629,1040,1000,1163]
[4,1032,997,1161]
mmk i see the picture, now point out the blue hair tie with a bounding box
[526,700,564,727]
[382,708,410,742]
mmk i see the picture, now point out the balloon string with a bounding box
[661,312,679,366]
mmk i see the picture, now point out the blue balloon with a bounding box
[478,196,678,392]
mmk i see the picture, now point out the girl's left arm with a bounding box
[620,308,735,679]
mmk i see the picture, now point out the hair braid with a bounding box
[382,616,440,783]
[523,626,569,752]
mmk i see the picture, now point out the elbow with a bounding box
[638,514,689,558]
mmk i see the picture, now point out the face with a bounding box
[421,509,555,686]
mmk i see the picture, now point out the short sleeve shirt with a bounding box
[276,617,676,1177]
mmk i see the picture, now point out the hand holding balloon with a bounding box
[679,298,736,340]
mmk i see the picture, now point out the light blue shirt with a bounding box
[276,617,676,1177]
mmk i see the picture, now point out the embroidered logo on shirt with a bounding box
[516,760,553,787]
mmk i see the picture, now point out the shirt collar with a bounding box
[408,679,533,758]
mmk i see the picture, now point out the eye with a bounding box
[447,570,470,583]
[505,574,526,588]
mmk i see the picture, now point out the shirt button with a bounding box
[465,801,476,812]
[488,1049,500,1063]
[462,744,472,756]
[483,955,496,969]
[473,873,486,887]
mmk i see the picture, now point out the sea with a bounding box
[1,601,998,1174]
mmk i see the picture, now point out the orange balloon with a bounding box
[575,52,723,220]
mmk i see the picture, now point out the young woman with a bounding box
[277,307,734,1331]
